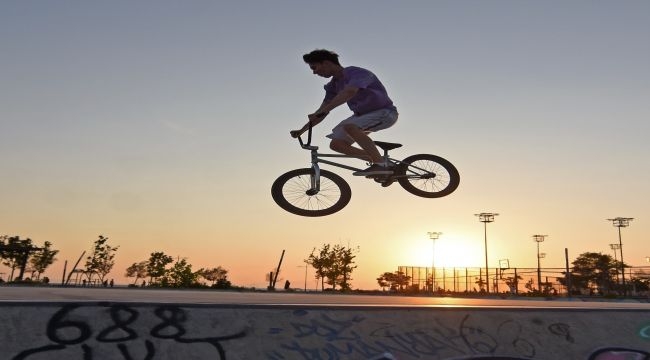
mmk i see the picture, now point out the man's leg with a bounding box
[342,124,383,164]
[331,137,392,176]
[329,138,373,162]
[330,125,393,177]
[327,108,397,166]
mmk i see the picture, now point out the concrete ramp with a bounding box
[1,302,649,359]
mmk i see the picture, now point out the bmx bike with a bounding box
[271,125,460,217]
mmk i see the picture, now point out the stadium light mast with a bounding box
[607,217,634,296]
[475,213,499,293]
[428,232,442,294]
[533,235,547,293]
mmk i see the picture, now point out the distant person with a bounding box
[291,49,398,176]
[109,279,114,287]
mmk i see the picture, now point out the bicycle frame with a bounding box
[297,124,397,192]
[274,123,460,216]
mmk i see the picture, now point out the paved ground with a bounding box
[2,286,650,308]
[1,287,650,359]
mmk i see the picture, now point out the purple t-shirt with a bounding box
[323,66,395,115]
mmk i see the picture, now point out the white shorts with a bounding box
[326,107,398,143]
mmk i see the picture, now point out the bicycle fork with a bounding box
[308,149,321,195]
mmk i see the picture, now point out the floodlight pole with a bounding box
[607,217,633,296]
[475,213,498,293]
[428,232,442,293]
[533,235,547,293]
[298,262,308,292]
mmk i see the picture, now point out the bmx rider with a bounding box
[291,49,398,176]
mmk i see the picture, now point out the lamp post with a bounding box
[533,235,547,293]
[475,213,499,293]
[298,262,308,292]
[607,217,634,296]
[609,243,621,284]
[428,231,442,293]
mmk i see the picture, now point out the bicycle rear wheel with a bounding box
[271,168,351,217]
[397,154,460,198]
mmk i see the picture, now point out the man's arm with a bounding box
[290,86,359,138]
[291,100,329,138]
[315,85,358,115]
[291,112,327,138]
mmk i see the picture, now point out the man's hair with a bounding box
[303,49,340,65]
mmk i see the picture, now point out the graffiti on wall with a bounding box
[265,309,649,360]
[6,304,650,360]
[11,304,246,360]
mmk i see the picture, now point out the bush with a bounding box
[211,279,232,289]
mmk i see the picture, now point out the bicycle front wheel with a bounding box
[397,154,460,198]
[271,168,352,217]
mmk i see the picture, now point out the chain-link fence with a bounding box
[397,265,650,296]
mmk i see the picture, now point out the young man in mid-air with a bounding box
[291,49,398,176]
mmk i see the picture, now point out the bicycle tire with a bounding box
[397,154,460,198]
[271,168,352,217]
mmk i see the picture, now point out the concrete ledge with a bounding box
[1,302,649,359]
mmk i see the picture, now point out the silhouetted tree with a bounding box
[335,245,358,291]
[146,251,174,285]
[125,261,148,285]
[162,258,200,288]
[377,271,411,291]
[29,241,59,280]
[630,277,650,292]
[306,244,331,291]
[200,266,230,287]
[558,252,620,295]
[0,236,34,281]
[306,244,358,291]
[377,274,389,290]
[84,235,119,284]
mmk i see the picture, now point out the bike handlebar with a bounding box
[295,112,328,149]
[296,120,315,149]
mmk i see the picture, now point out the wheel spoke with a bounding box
[271,169,352,216]
[281,175,341,211]
[406,160,451,192]
[397,154,460,198]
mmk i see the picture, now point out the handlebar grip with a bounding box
[297,121,313,148]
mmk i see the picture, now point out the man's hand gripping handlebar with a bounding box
[290,122,313,149]
[290,112,327,148]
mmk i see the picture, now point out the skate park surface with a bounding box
[1,287,649,359]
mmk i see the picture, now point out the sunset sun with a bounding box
[405,236,483,269]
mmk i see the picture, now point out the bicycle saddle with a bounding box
[374,141,402,151]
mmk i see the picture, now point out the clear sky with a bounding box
[1,1,649,290]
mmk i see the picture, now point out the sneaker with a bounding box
[353,164,393,176]
[373,177,395,187]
